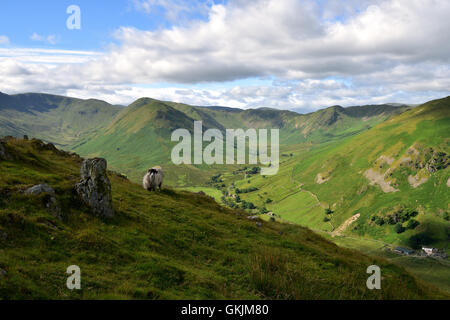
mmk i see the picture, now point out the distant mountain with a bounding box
[291,103,409,115]
[0,92,122,147]
[0,92,417,183]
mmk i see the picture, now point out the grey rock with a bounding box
[0,268,7,277]
[0,141,12,161]
[25,183,55,196]
[75,158,114,218]
[247,215,259,220]
[24,184,62,219]
[256,222,263,228]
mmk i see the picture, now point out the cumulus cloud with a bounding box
[0,0,449,110]
[83,0,450,84]
[30,33,59,45]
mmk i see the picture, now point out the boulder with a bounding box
[25,183,55,196]
[75,158,114,218]
[24,184,62,219]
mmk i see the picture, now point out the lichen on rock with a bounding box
[75,158,114,218]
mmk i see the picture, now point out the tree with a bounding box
[375,217,385,226]
[406,219,420,230]
[394,223,405,234]
[241,200,255,210]
[408,232,432,249]
[247,202,256,209]
[259,206,269,214]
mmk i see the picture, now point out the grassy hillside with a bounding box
[0,92,409,187]
[0,137,446,299]
[67,97,407,184]
[71,98,234,185]
[0,92,122,148]
[224,97,449,252]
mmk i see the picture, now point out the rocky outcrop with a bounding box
[364,168,398,193]
[316,173,330,184]
[24,184,62,219]
[75,158,114,218]
[425,151,448,173]
[25,183,55,195]
[0,140,12,161]
[408,173,428,188]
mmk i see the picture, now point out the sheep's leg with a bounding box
[158,183,162,191]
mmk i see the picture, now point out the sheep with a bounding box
[143,166,164,191]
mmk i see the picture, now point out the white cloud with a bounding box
[0,48,102,64]
[30,33,59,45]
[84,0,450,84]
[0,35,10,45]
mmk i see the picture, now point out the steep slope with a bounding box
[232,97,449,251]
[0,92,122,147]
[151,98,408,144]
[72,98,230,184]
[0,92,412,186]
[0,137,446,299]
[70,97,409,183]
[283,104,410,144]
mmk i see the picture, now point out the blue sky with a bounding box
[0,0,179,50]
[0,0,449,111]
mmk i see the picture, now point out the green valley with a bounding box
[2,137,445,299]
[0,92,449,297]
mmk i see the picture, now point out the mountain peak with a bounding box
[129,97,159,107]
